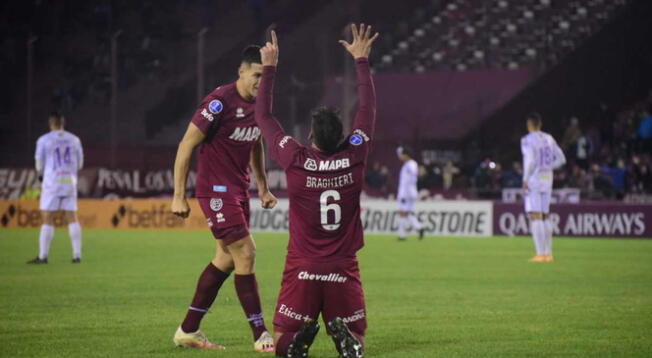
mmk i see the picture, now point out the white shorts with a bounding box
[524,191,551,214]
[40,193,78,211]
[397,197,416,212]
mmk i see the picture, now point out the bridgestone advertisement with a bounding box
[251,199,494,237]
[362,200,493,236]
[494,203,652,239]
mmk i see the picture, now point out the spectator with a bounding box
[489,162,503,190]
[591,164,615,199]
[417,165,441,190]
[365,161,385,189]
[575,131,593,170]
[379,165,391,193]
[442,161,460,190]
[602,159,627,198]
[561,117,581,152]
[500,161,522,188]
[472,158,492,189]
[568,164,590,190]
[630,155,652,193]
[637,108,652,152]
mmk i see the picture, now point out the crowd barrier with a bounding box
[1,199,650,239]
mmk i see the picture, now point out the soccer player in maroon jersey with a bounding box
[256,25,378,358]
[170,45,278,352]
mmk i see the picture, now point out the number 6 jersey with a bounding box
[35,130,84,196]
[255,59,376,259]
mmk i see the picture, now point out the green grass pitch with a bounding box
[1,230,651,358]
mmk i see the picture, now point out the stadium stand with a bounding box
[1,0,650,201]
[372,0,629,72]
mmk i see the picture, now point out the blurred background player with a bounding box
[28,112,84,264]
[521,113,566,262]
[256,25,377,358]
[170,45,278,351]
[396,145,425,241]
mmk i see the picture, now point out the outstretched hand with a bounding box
[260,30,279,66]
[339,23,379,59]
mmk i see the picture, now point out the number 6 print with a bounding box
[320,190,341,231]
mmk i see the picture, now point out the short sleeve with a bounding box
[270,134,304,169]
[191,96,225,134]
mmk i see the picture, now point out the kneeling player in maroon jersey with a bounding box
[256,25,378,357]
[171,45,278,352]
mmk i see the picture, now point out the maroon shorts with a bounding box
[197,196,250,245]
[273,255,367,337]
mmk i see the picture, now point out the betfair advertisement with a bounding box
[0,199,208,230]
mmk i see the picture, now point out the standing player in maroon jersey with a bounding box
[170,45,278,352]
[256,25,378,358]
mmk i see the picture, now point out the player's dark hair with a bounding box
[398,145,413,158]
[241,45,262,66]
[49,111,65,127]
[311,106,343,153]
[526,112,543,128]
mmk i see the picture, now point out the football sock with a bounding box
[181,263,230,333]
[234,273,268,340]
[275,331,295,356]
[530,220,545,255]
[38,224,55,260]
[68,222,82,259]
[408,214,422,230]
[398,217,407,238]
[544,218,553,255]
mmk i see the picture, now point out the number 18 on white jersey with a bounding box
[521,131,565,192]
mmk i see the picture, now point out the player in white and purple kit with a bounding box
[396,146,424,241]
[521,113,566,262]
[28,112,84,264]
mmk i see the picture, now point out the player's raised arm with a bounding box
[339,23,378,142]
[172,122,205,218]
[256,30,302,169]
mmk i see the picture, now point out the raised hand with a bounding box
[339,23,379,59]
[260,30,279,66]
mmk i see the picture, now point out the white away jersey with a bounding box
[397,159,419,200]
[521,131,565,192]
[35,130,84,196]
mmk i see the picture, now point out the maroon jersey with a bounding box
[255,59,376,259]
[191,82,260,199]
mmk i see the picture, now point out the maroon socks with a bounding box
[234,273,268,340]
[180,263,230,333]
[180,267,267,341]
